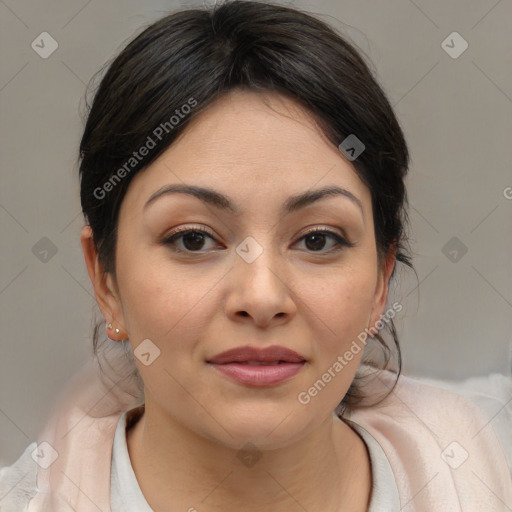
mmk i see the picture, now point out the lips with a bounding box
[206,345,307,387]
[207,345,306,365]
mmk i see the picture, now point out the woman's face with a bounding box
[92,89,394,449]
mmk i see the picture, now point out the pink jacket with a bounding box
[25,343,512,511]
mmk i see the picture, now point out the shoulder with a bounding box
[355,364,511,416]
[410,371,512,472]
[0,442,39,511]
[352,366,512,471]
[410,371,511,408]
[348,368,512,508]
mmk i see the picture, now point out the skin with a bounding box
[81,89,395,512]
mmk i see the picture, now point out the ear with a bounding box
[368,241,397,330]
[80,225,128,340]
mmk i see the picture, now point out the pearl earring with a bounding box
[107,322,120,334]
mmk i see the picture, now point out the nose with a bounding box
[224,243,297,328]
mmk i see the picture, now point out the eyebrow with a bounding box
[143,184,364,218]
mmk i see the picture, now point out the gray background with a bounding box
[1,0,511,466]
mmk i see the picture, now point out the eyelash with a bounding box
[161,225,355,255]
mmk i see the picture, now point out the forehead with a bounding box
[170,89,341,171]
[121,89,370,214]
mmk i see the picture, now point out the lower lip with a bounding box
[207,362,305,386]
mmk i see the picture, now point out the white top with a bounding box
[1,372,510,511]
[109,410,401,512]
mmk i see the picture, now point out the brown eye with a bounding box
[162,226,218,253]
[297,229,354,253]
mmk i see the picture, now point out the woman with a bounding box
[1,1,510,511]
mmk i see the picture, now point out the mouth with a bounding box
[229,360,293,365]
[206,345,307,386]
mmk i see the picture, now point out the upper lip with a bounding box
[207,345,306,364]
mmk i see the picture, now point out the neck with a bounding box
[126,401,371,512]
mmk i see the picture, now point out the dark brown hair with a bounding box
[78,0,415,414]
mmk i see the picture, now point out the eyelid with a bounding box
[163,224,215,238]
[162,224,355,254]
[160,225,219,254]
[300,225,348,240]
[162,225,350,242]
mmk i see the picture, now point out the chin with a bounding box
[199,407,313,451]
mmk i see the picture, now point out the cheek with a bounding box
[117,260,211,401]
[302,266,377,345]
[295,272,376,410]
[116,240,180,326]
[117,247,221,356]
